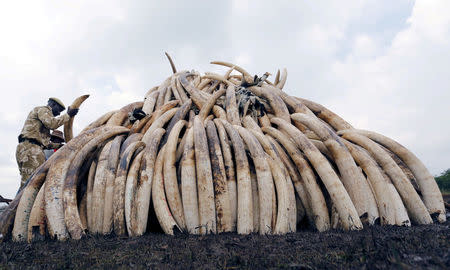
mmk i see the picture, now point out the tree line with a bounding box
[436,168,450,193]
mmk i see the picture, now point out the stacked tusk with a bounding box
[1,56,445,243]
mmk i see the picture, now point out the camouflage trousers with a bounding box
[16,141,45,188]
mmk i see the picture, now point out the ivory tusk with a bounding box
[86,158,97,232]
[141,107,179,144]
[27,182,46,242]
[102,135,125,234]
[181,128,200,234]
[163,120,187,230]
[205,120,233,233]
[64,94,90,143]
[226,85,241,126]
[198,88,226,121]
[142,91,159,115]
[133,128,165,236]
[220,120,253,234]
[81,110,117,133]
[113,141,145,236]
[152,145,181,235]
[275,68,287,90]
[213,119,237,232]
[210,61,252,78]
[235,126,274,234]
[193,116,216,234]
[91,140,114,233]
[165,52,177,74]
[125,150,144,236]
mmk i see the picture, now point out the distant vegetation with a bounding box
[435,169,450,194]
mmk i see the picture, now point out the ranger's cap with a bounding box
[49,97,66,110]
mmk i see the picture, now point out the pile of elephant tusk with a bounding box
[0,54,446,242]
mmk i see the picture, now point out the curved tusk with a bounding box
[213,119,237,232]
[113,141,145,236]
[64,94,90,143]
[202,74,235,86]
[205,120,233,233]
[210,61,252,78]
[27,182,46,242]
[152,145,181,235]
[274,69,280,85]
[86,157,97,232]
[160,99,192,147]
[163,120,187,230]
[81,110,117,133]
[275,68,287,90]
[193,116,216,234]
[142,91,159,115]
[234,125,274,235]
[178,73,210,109]
[296,97,353,131]
[90,140,114,234]
[198,88,226,121]
[125,151,144,236]
[133,128,165,236]
[180,128,200,234]
[165,52,177,74]
[220,120,253,234]
[102,135,125,234]
[225,85,241,126]
[141,107,179,144]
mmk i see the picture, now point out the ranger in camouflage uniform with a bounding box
[16,98,78,188]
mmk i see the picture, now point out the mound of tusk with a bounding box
[0,55,446,242]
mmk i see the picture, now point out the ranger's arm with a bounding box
[37,107,70,130]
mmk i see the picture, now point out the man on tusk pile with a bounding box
[16,97,79,189]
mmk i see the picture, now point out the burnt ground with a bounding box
[1,196,449,270]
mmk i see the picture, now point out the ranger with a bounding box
[16,98,78,188]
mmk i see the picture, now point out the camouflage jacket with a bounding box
[19,105,70,148]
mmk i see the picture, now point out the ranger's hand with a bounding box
[67,107,79,117]
[54,142,64,149]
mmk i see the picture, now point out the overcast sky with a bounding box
[1,0,449,199]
